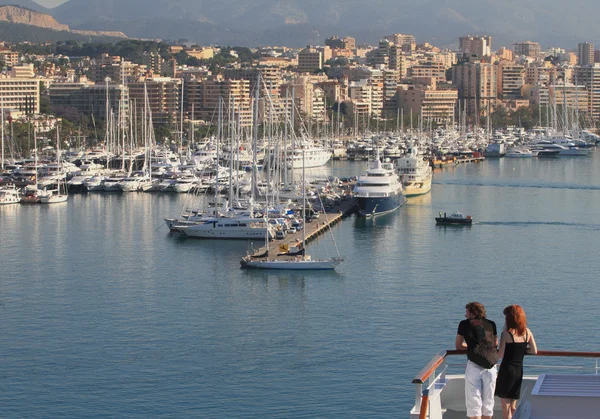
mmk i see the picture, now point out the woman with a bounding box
[495,305,538,419]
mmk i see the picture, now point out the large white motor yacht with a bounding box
[354,156,405,216]
[396,146,433,197]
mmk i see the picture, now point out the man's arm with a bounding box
[455,334,467,350]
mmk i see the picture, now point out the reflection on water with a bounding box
[2,156,600,417]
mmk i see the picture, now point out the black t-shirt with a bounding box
[457,318,498,369]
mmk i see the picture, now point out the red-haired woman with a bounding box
[495,305,538,419]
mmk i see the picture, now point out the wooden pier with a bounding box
[247,198,357,260]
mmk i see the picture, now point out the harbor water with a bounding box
[2,153,600,417]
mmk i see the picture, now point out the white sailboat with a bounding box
[40,126,68,204]
[240,151,344,270]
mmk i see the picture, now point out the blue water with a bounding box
[2,153,600,417]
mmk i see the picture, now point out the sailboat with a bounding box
[240,151,344,270]
[39,126,68,204]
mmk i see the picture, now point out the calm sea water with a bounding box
[2,153,600,417]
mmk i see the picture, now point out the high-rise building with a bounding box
[452,59,496,117]
[577,42,595,66]
[459,36,492,57]
[49,82,128,121]
[325,36,356,50]
[513,41,541,59]
[0,77,40,115]
[574,64,600,121]
[128,78,181,125]
[384,33,416,52]
[297,47,323,73]
[397,85,458,125]
[496,62,525,99]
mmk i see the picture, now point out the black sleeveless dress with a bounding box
[495,331,528,399]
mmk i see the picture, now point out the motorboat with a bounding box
[0,184,21,205]
[505,148,537,158]
[435,211,472,225]
[354,155,405,216]
[410,349,600,418]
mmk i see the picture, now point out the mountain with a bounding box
[0,5,67,30]
[0,0,49,14]
[0,20,126,43]
[0,5,127,42]
[50,0,600,48]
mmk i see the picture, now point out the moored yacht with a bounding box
[396,145,433,197]
[286,145,331,169]
[0,184,21,205]
[353,156,405,216]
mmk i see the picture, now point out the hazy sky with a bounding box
[35,0,67,7]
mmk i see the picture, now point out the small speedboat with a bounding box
[435,211,472,225]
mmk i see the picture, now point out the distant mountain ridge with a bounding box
[0,5,128,41]
[26,0,600,48]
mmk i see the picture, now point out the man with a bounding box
[456,302,498,419]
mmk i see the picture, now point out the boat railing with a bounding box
[411,349,600,419]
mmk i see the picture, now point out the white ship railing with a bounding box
[411,349,600,419]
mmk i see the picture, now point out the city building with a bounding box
[513,41,541,59]
[297,47,323,73]
[397,84,458,125]
[459,35,492,57]
[384,33,416,52]
[496,62,525,99]
[0,48,19,66]
[577,42,594,66]
[0,77,40,115]
[184,77,252,127]
[88,54,143,84]
[325,36,356,50]
[128,77,181,125]
[452,58,496,117]
[48,82,128,121]
[574,64,600,121]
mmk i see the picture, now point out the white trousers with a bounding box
[465,360,497,417]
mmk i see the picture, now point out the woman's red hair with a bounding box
[504,305,527,336]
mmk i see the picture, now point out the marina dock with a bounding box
[246,198,357,261]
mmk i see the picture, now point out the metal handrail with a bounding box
[412,349,600,384]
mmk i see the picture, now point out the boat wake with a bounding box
[476,221,600,229]
[434,180,600,191]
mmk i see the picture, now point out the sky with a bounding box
[35,0,67,7]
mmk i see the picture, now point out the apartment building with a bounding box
[128,78,181,125]
[389,45,406,77]
[325,36,356,50]
[397,85,458,125]
[574,64,600,120]
[513,41,541,59]
[496,62,525,99]
[577,42,595,66]
[0,48,19,66]
[459,35,492,57]
[280,76,326,122]
[528,83,588,112]
[408,61,447,82]
[186,77,253,127]
[88,54,143,84]
[497,47,514,61]
[297,47,323,73]
[48,82,128,121]
[452,59,496,117]
[384,33,416,52]
[0,77,40,115]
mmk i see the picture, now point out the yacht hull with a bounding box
[403,175,432,197]
[357,193,406,216]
